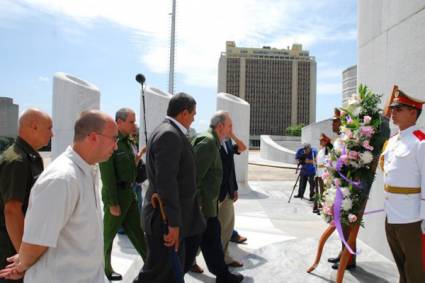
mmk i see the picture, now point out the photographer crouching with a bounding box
[294,143,317,200]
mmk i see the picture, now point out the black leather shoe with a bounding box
[294,195,303,199]
[331,262,356,270]
[216,272,244,283]
[327,257,340,263]
[107,271,123,281]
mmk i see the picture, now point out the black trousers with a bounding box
[297,174,315,198]
[135,215,202,283]
[200,217,229,277]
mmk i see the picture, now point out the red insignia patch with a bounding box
[413,130,425,141]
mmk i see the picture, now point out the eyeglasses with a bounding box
[95,133,119,142]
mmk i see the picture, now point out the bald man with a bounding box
[0,110,118,283]
[0,108,52,283]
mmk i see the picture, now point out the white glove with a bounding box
[422,220,425,233]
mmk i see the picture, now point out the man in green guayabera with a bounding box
[100,108,147,281]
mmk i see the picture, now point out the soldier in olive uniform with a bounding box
[100,108,147,281]
[0,108,52,283]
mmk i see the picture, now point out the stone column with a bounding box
[52,72,100,159]
[139,86,172,148]
[217,92,250,183]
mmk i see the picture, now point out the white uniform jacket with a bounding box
[381,125,425,224]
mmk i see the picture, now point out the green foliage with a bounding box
[286,124,304,136]
[0,137,15,154]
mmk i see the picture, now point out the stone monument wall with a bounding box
[358,0,425,261]
[52,72,100,159]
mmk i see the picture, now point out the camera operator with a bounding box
[294,143,317,200]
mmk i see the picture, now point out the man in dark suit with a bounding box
[134,93,205,283]
[218,126,247,268]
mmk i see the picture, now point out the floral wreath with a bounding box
[320,85,388,254]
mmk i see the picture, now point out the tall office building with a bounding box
[218,41,316,146]
[0,97,18,138]
[342,65,357,106]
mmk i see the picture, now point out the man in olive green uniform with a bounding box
[100,108,147,281]
[0,108,52,283]
[192,111,243,283]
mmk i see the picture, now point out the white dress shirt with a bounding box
[23,146,104,283]
[381,125,425,224]
[166,116,188,135]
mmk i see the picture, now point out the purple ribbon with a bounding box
[364,209,384,215]
[333,186,357,255]
[337,171,362,188]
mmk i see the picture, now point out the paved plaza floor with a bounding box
[110,155,399,283]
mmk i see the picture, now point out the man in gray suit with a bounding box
[134,93,205,283]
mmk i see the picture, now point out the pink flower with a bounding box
[362,140,374,151]
[360,126,374,137]
[348,214,357,223]
[322,171,330,179]
[363,115,372,124]
[348,150,359,160]
[344,128,353,138]
[346,115,353,124]
[323,205,333,216]
[334,178,342,187]
[340,154,349,164]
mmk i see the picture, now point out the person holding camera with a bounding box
[294,143,317,200]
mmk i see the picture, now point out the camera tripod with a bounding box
[288,164,302,203]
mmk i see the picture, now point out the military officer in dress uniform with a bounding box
[100,108,147,281]
[0,108,52,283]
[381,86,425,283]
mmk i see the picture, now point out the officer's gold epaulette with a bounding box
[413,130,425,141]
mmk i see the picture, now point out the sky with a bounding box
[0,0,357,132]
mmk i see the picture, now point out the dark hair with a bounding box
[167,92,196,118]
[74,110,107,142]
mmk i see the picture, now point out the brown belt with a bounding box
[384,184,421,194]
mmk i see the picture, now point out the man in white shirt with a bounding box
[0,110,118,283]
[381,87,425,283]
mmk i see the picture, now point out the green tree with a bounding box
[285,124,304,136]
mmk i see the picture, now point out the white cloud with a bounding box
[3,0,356,90]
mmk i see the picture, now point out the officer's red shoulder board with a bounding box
[413,130,425,141]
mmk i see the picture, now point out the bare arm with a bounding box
[0,242,47,280]
[4,201,24,252]
[230,132,247,153]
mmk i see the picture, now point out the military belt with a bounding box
[384,184,421,194]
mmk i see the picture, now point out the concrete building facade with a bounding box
[218,41,316,147]
[358,0,425,261]
[342,65,357,106]
[0,97,19,138]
